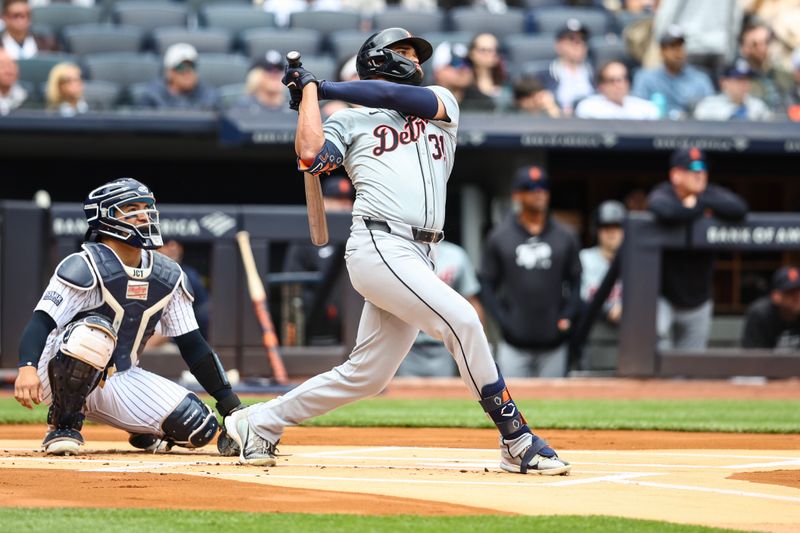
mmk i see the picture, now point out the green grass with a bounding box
[0,508,747,533]
[1,396,798,433]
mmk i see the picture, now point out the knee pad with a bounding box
[60,315,117,371]
[161,393,219,448]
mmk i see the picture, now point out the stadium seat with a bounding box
[372,8,446,36]
[240,28,323,62]
[82,79,123,110]
[151,27,233,55]
[196,53,250,88]
[63,23,144,56]
[329,30,371,65]
[199,5,276,34]
[514,59,552,78]
[112,1,189,32]
[217,82,246,109]
[17,53,78,86]
[31,5,102,38]
[289,10,361,37]
[589,34,629,67]
[449,7,526,36]
[186,0,250,16]
[504,34,556,67]
[530,6,615,38]
[421,31,474,54]
[83,52,161,88]
[296,55,337,83]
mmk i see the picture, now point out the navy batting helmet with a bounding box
[356,27,433,86]
[83,178,163,249]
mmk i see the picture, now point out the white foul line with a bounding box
[611,479,800,504]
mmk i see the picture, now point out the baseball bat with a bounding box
[287,50,329,247]
[235,231,289,385]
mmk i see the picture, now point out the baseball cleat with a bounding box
[42,428,84,456]
[128,433,174,453]
[223,408,277,466]
[500,433,571,476]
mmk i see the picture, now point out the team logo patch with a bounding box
[126,280,149,300]
[43,291,63,306]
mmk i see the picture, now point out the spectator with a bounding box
[466,33,511,111]
[632,25,715,118]
[512,76,561,118]
[580,200,626,325]
[283,176,355,345]
[431,41,493,111]
[45,62,87,117]
[540,18,594,114]
[738,21,793,113]
[235,50,287,112]
[1,0,56,60]
[481,165,582,378]
[742,266,800,350]
[741,1,800,73]
[693,59,772,121]
[321,54,360,118]
[788,48,800,121]
[648,147,748,350]
[396,240,484,377]
[0,47,26,114]
[575,60,660,119]
[135,43,220,111]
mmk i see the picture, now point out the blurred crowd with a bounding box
[0,0,798,121]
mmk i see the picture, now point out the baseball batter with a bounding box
[224,28,571,475]
[14,178,242,455]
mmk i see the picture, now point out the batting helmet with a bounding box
[356,27,433,86]
[83,178,163,249]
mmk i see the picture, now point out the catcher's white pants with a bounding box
[247,219,500,443]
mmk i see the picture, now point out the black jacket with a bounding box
[648,182,748,308]
[480,213,582,349]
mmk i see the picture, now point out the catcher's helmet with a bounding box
[83,178,163,249]
[356,27,433,86]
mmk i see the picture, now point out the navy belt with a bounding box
[364,218,444,244]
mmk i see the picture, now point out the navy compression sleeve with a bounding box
[318,80,439,119]
[18,311,56,368]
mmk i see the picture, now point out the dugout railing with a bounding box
[619,212,800,378]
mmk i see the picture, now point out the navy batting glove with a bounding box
[288,87,303,111]
[282,66,318,91]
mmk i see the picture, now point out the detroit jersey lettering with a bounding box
[322,85,458,231]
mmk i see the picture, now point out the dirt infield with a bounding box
[1,378,798,532]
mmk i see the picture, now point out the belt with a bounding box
[363,218,444,244]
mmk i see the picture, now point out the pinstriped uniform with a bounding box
[34,246,199,435]
[246,86,501,444]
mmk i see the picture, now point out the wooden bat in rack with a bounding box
[287,49,329,247]
[235,231,289,385]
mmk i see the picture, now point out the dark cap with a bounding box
[556,18,589,41]
[721,58,756,79]
[772,266,800,292]
[253,49,285,72]
[596,200,626,226]
[660,24,686,47]
[322,177,354,200]
[670,146,707,172]
[513,165,549,191]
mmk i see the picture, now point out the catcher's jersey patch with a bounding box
[126,281,149,300]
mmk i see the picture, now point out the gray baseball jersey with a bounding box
[323,85,458,230]
[246,85,503,444]
[34,245,201,435]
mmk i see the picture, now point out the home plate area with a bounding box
[2,439,799,532]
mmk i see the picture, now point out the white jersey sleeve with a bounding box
[158,280,199,337]
[34,276,103,329]
[427,85,460,134]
